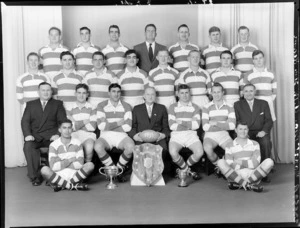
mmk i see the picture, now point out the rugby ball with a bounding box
[139,130,160,143]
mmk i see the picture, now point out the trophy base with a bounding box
[178,183,189,187]
[130,173,165,186]
[106,183,118,189]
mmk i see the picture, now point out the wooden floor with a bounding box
[5,164,295,227]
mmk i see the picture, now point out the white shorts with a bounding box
[236,168,255,180]
[156,96,176,110]
[72,130,96,143]
[204,131,232,147]
[170,130,200,148]
[56,168,77,181]
[191,95,209,110]
[99,131,128,150]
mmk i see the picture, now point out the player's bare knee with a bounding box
[84,162,95,172]
[262,158,274,170]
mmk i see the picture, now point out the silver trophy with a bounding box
[177,169,188,187]
[99,165,123,189]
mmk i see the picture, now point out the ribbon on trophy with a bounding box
[132,143,164,186]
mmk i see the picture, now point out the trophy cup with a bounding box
[99,165,123,189]
[177,169,188,187]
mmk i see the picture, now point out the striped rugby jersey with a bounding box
[230,42,258,73]
[168,101,201,131]
[201,44,229,74]
[102,43,128,75]
[243,67,277,100]
[38,44,69,80]
[49,137,84,172]
[225,138,261,170]
[16,72,50,104]
[97,99,132,133]
[72,42,101,77]
[82,67,117,107]
[202,100,236,132]
[168,42,199,72]
[66,102,97,132]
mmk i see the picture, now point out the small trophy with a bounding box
[99,165,123,189]
[177,169,188,187]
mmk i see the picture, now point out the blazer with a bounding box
[128,102,170,139]
[234,98,273,134]
[134,42,167,73]
[21,98,66,142]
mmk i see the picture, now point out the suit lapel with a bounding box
[251,99,260,124]
[149,103,157,128]
[142,103,151,125]
[38,98,51,131]
[142,42,151,63]
[153,43,159,62]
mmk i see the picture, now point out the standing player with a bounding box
[102,25,129,75]
[67,84,97,163]
[201,26,229,75]
[16,52,50,112]
[72,27,101,77]
[231,26,258,74]
[38,27,69,81]
[243,50,277,121]
[94,83,135,182]
[148,49,179,109]
[83,51,117,107]
[210,50,243,106]
[169,24,199,73]
[117,49,149,108]
[52,51,83,111]
[175,50,211,110]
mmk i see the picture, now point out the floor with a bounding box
[4,164,295,227]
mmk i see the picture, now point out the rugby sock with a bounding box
[48,172,71,189]
[99,153,114,166]
[117,153,132,169]
[186,154,199,167]
[248,165,268,183]
[69,168,88,184]
[223,168,245,186]
[173,156,188,171]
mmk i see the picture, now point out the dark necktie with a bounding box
[149,43,153,61]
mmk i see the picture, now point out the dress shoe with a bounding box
[188,170,201,181]
[45,181,50,186]
[261,176,271,183]
[71,183,89,191]
[116,173,127,183]
[247,183,264,193]
[228,182,241,190]
[49,183,63,192]
[32,177,42,186]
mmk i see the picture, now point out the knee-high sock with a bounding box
[173,156,188,171]
[117,152,132,169]
[49,172,71,189]
[99,152,114,166]
[69,168,89,184]
[186,154,199,167]
[223,168,245,186]
[248,165,268,183]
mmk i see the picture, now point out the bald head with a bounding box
[144,87,156,105]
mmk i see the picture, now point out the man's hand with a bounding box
[25,135,35,141]
[256,131,266,138]
[83,119,90,125]
[50,135,59,141]
[133,133,143,142]
[117,119,125,126]
[156,133,166,142]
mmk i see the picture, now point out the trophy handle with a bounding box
[99,167,107,176]
[117,166,124,176]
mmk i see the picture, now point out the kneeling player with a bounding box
[217,122,274,192]
[41,119,94,192]
[168,84,203,180]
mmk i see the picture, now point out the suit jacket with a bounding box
[21,98,66,142]
[128,103,170,139]
[234,98,273,134]
[134,42,167,73]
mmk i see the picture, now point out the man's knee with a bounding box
[203,142,214,154]
[41,166,52,178]
[94,140,106,155]
[83,162,95,172]
[261,158,274,171]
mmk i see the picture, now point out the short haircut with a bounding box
[212,82,224,92]
[92,51,105,60]
[108,83,121,92]
[236,121,249,128]
[38,82,51,89]
[157,49,169,56]
[80,26,91,34]
[252,50,264,58]
[58,118,73,127]
[145,24,156,32]
[238,25,249,32]
[178,84,190,92]
[75,83,89,92]
[243,83,256,90]
[48,27,61,36]
[125,49,138,58]
[188,50,200,57]
[209,26,221,34]
[60,51,75,60]
[178,24,189,32]
[220,50,233,59]
[109,25,120,34]
[27,52,39,61]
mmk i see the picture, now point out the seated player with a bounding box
[94,83,135,182]
[41,119,95,192]
[148,49,179,109]
[67,83,97,163]
[217,122,274,192]
[117,49,149,108]
[168,84,203,180]
[202,83,236,176]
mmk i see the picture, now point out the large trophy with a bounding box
[99,165,123,189]
[177,169,188,187]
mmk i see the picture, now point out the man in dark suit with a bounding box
[128,87,171,171]
[134,24,167,74]
[21,82,66,186]
[234,83,273,182]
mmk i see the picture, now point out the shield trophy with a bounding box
[99,165,123,189]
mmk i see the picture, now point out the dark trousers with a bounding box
[23,139,51,180]
[248,131,272,162]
